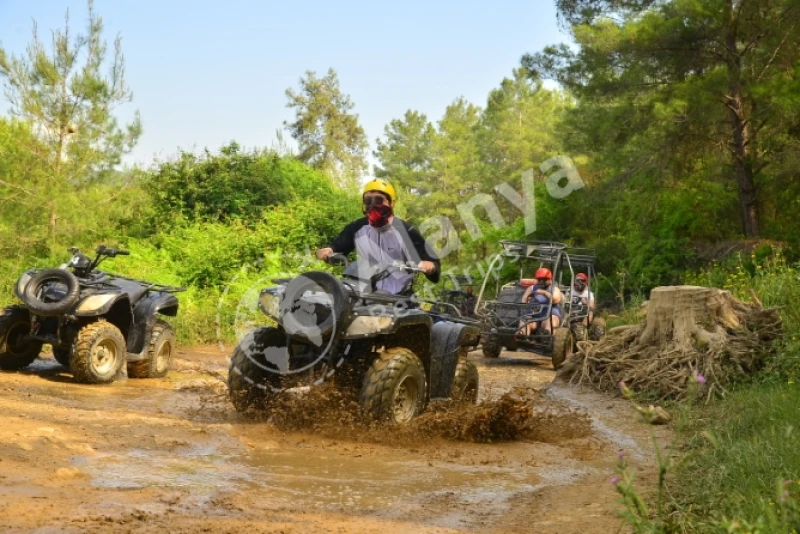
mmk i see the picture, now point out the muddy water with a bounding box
[0,348,666,533]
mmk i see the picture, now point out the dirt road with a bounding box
[0,347,666,533]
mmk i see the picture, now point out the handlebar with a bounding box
[96,245,130,258]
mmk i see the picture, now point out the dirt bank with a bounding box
[0,347,668,533]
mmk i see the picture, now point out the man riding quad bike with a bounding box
[227,255,481,424]
[0,245,185,384]
[229,179,480,423]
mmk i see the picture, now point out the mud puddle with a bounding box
[0,349,660,533]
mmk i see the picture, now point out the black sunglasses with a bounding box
[363,194,388,206]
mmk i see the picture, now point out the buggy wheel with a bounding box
[451,349,479,404]
[482,338,502,358]
[71,321,126,384]
[228,327,285,414]
[128,320,175,378]
[571,321,587,342]
[552,328,573,371]
[360,347,426,424]
[589,317,606,341]
[0,306,42,370]
[53,347,71,367]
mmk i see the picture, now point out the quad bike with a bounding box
[0,246,185,384]
[474,241,596,370]
[228,254,481,424]
[429,275,478,319]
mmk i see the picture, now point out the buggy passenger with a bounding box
[518,267,563,336]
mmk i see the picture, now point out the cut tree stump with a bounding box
[560,285,783,400]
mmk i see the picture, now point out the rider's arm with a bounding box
[406,224,441,284]
[552,286,563,304]
[521,286,533,303]
[328,218,367,256]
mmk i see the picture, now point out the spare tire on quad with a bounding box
[360,347,426,424]
[228,326,285,413]
[552,327,573,371]
[21,269,80,317]
[71,320,126,384]
[451,350,479,403]
[0,306,42,370]
[128,319,175,378]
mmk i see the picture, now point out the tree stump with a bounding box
[560,285,783,400]
[637,286,744,351]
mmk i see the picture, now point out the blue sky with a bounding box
[0,0,568,172]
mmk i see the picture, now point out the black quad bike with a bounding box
[228,254,481,424]
[474,240,590,370]
[0,246,185,384]
[430,275,478,319]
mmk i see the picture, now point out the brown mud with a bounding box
[0,347,669,533]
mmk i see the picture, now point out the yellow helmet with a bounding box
[362,179,397,203]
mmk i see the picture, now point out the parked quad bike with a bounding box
[228,254,481,424]
[0,246,185,384]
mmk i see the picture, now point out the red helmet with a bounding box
[535,267,552,280]
[576,273,588,282]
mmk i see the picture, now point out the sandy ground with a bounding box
[0,346,670,533]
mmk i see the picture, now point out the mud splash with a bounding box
[205,384,593,446]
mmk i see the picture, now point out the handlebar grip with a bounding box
[116,249,130,256]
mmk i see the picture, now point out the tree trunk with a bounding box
[725,13,761,238]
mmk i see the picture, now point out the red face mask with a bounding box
[366,204,393,227]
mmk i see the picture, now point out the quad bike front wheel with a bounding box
[0,306,42,370]
[128,319,175,378]
[360,347,426,424]
[451,349,479,404]
[71,321,126,384]
[551,327,574,371]
[482,338,502,358]
[228,326,285,414]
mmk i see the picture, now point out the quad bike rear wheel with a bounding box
[451,349,479,404]
[71,321,126,384]
[128,319,175,378]
[552,327,573,371]
[589,317,606,341]
[482,338,502,358]
[228,326,285,413]
[360,347,426,424]
[0,306,42,370]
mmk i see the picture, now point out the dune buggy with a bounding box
[0,246,185,384]
[228,254,481,424]
[474,240,595,370]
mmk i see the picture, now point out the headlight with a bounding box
[15,273,32,298]
[258,289,281,320]
[76,294,116,313]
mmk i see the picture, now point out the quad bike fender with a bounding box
[429,321,477,399]
[126,292,179,357]
[73,292,129,317]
